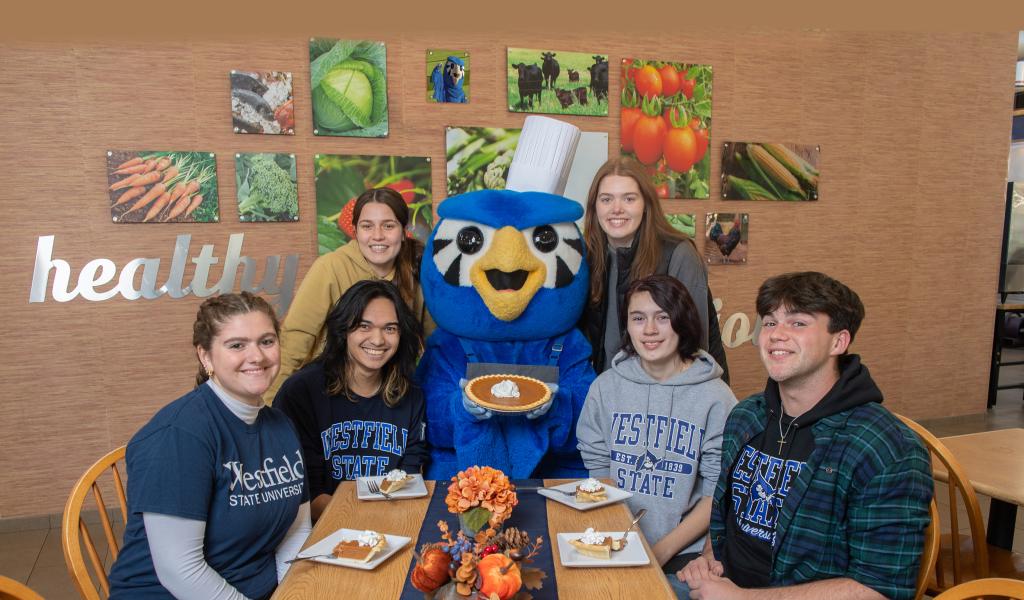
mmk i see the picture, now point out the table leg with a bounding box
[987,498,1017,550]
[989,308,1003,408]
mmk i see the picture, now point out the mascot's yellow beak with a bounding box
[469,226,546,321]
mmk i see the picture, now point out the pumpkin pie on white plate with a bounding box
[379,469,413,493]
[575,477,607,503]
[569,528,627,559]
[333,530,386,562]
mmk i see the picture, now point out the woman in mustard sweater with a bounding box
[266,188,431,402]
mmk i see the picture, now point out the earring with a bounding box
[205,365,214,379]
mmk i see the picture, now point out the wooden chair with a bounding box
[897,416,1024,592]
[915,498,941,600]
[0,576,44,600]
[62,445,128,600]
[933,577,1024,599]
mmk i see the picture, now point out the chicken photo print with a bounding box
[720,142,820,201]
[704,213,748,265]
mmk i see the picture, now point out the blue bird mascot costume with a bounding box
[430,55,467,103]
[417,117,595,480]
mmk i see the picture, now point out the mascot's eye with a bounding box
[457,226,484,254]
[532,225,559,253]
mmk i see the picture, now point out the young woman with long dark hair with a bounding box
[274,279,427,520]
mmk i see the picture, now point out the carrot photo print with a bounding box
[506,48,608,116]
[720,142,820,201]
[106,151,219,224]
[314,154,432,255]
[309,38,388,138]
[621,59,712,199]
[704,213,748,265]
[230,71,294,135]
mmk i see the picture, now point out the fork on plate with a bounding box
[366,479,393,499]
[519,486,577,497]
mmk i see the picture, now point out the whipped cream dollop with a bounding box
[357,530,382,546]
[490,379,521,398]
[579,478,603,492]
[384,469,408,482]
[579,527,606,545]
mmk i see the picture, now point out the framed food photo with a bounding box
[721,142,820,201]
[106,150,219,223]
[309,38,388,137]
[230,70,294,134]
[620,58,712,199]
[314,154,432,256]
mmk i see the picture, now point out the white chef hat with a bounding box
[505,115,581,196]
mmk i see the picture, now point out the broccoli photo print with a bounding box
[230,71,294,134]
[721,142,820,201]
[621,59,712,199]
[234,153,298,222]
[309,38,388,138]
[314,154,432,255]
[704,213,748,265]
[106,150,219,224]
[507,48,609,116]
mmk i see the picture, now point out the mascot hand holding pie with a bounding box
[417,117,596,479]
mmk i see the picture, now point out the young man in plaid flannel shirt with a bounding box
[675,272,933,600]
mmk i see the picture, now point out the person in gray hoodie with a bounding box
[577,274,736,576]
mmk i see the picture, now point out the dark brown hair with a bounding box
[756,272,865,344]
[620,275,702,361]
[583,157,690,306]
[192,291,281,386]
[319,279,423,407]
[352,188,424,309]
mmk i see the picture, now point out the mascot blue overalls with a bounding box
[417,117,595,479]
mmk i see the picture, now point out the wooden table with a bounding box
[934,428,1024,550]
[273,480,674,599]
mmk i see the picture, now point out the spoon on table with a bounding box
[616,508,647,547]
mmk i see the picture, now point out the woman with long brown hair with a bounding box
[580,157,729,380]
[266,187,431,401]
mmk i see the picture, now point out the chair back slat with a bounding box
[63,445,127,600]
[92,483,122,562]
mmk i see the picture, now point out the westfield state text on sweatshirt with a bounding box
[577,350,736,554]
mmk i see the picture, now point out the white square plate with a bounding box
[294,528,410,570]
[356,473,428,501]
[556,532,649,567]
[537,481,632,511]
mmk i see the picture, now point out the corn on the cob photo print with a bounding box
[720,142,819,201]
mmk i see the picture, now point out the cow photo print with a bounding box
[506,47,608,117]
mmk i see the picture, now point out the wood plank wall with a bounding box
[0,31,1015,518]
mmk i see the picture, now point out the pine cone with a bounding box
[498,527,531,552]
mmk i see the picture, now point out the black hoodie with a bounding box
[721,355,882,588]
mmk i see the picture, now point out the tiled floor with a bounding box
[2,354,1023,599]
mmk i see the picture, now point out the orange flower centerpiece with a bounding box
[444,466,518,542]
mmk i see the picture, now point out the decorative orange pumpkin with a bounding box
[411,547,451,593]
[477,553,522,600]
